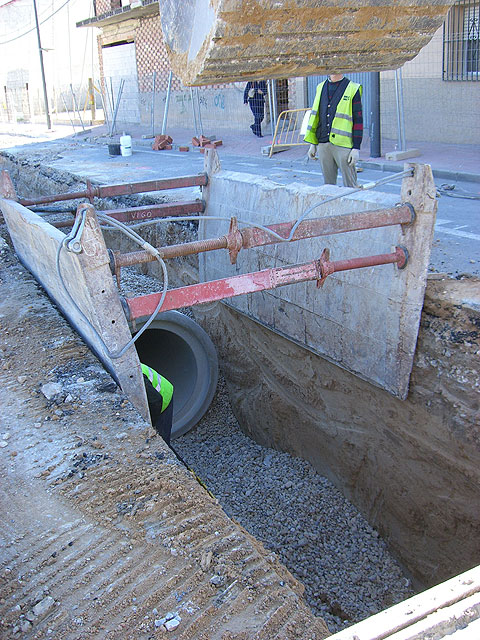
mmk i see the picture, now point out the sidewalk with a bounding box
[100,122,480,184]
[1,120,479,183]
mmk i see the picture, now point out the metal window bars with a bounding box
[443,0,480,80]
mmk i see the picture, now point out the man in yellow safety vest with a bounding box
[141,363,174,445]
[304,74,363,187]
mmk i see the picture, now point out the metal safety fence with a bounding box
[269,108,310,157]
[0,80,102,130]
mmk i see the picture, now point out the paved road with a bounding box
[129,146,480,278]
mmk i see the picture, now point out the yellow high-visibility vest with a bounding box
[304,80,362,148]
[141,364,173,413]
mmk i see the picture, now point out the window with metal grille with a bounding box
[443,0,479,80]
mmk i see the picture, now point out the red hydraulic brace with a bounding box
[125,247,408,319]
[317,246,408,287]
[52,200,205,228]
[18,174,208,207]
[112,203,415,270]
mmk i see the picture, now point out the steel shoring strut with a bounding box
[17,174,208,207]
[111,203,415,271]
[125,247,408,319]
[50,200,205,229]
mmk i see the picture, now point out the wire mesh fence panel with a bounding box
[0,86,29,123]
[301,4,479,150]
[2,1,477,151]
[102,74,140,133]
[135,71,293,142]
[0,80,103,126]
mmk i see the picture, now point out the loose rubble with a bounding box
[175,376,414,633]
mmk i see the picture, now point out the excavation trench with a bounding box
[1,155,479,637]
[122,277,414,632]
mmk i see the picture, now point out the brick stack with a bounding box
[152,134,173,150]
[192,136,223,152]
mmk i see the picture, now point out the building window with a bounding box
[443,0,479,80]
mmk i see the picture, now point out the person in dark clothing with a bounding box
[244,80,267,137]
[304,74,363,187]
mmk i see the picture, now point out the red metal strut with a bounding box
[53,200,205,229]
[18,174,208,207]
[112,204,415,270]
[125,247,408,319]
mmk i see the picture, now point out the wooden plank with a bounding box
[326,565,480,640]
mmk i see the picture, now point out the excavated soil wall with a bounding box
[193,279,480,589]
[2,154,479,591]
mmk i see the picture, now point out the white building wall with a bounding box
[102,42,140,125]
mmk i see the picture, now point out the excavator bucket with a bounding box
[159,0,457,86]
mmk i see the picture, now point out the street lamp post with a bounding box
[32,0,51,129]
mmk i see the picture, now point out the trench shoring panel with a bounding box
[0,194,149,420]
[200,155,437,399]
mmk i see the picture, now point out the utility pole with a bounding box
[32,0,51,129]
[369,72,381,158]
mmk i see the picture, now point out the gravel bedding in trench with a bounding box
[118,267,414,634]
[175,376,414,634]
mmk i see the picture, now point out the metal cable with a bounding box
[437,184,480,201]
[102,169,415,244]
[55,212,169,359]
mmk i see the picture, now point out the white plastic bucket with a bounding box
[120,133,132,157]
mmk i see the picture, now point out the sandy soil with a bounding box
[0,233,329,639]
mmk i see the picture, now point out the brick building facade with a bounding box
[78,0,479,145]
[78,0,291,136]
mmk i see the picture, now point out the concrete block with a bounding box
[385,149,421,161]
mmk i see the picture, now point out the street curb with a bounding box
[358,160,480,184]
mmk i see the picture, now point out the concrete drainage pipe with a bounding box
[133,311,218,439]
